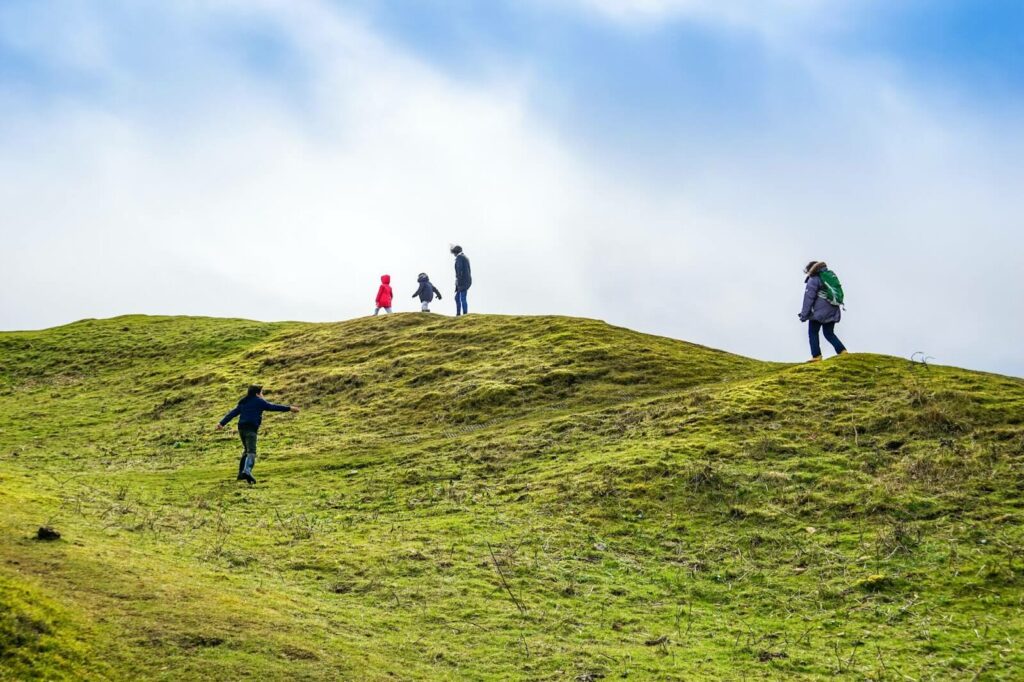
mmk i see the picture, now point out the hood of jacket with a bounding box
[417,273,429,283]
[805,261,827,281]
[381,274,390,285]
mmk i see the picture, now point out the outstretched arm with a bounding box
[433,285,442,300]
[258,397,294,413]
[218,405,241,429]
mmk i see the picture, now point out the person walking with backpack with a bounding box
[374,274,393,315]
[799,261,848,362]
[217,385,299,484]
[451,245,471,316]
[412,272,442,312]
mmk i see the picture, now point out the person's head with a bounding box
[381,274,390,284]
[804,261,826,275]
[418,272,428,282]
[450,245,463,256]
[243,384,263,402]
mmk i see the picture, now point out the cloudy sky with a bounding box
[1,1,1022,375]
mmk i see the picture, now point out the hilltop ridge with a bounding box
[1,314,1022,680]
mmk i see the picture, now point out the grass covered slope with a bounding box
[0,314,1022,680]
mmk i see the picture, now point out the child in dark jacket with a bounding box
[412,273,442,312]
[374,274,393,315]
[217,385,299,484]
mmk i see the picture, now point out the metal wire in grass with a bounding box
[910,351,934,369]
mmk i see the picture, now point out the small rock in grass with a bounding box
[758,650,788,662]
[36,527,61,541]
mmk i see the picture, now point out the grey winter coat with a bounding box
[800,272,842,324]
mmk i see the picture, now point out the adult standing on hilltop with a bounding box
[799,261,848,362]
[452,245,472,316]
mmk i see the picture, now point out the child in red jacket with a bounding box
[374,274,393,315]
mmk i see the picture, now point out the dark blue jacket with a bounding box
[220,396,291,429]
[413,276,442,302]
[454,253,472,291]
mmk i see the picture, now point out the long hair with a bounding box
[240,384,262,404]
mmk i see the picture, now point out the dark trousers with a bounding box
[808,321,846,358]
[455,290,468,316]
[238,426,258,478]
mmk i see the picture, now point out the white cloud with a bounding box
[0,1,113,74]
[0,0,1021,375]
[0,0,596,325]
[554,0,847,40]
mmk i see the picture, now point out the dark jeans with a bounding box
[455,290,468,316]
[808,321,846,358]
[238,426,258,478]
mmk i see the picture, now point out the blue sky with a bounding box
[1,0,1022,375]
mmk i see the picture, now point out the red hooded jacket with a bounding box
[375,275,393,308]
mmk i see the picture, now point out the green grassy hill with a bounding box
[1,314,1022,680]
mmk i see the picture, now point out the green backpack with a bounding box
[818,269,845,307]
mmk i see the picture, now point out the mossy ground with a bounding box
[1,314,1022,680]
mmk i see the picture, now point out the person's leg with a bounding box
[242,454,256,483]
[237,429,248,479]
[461,290,468,315]
[421,301,429,312]
[384,307,392,314]
[241,429,258,483]
[822,322,847,354]
[808,321,823,358]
